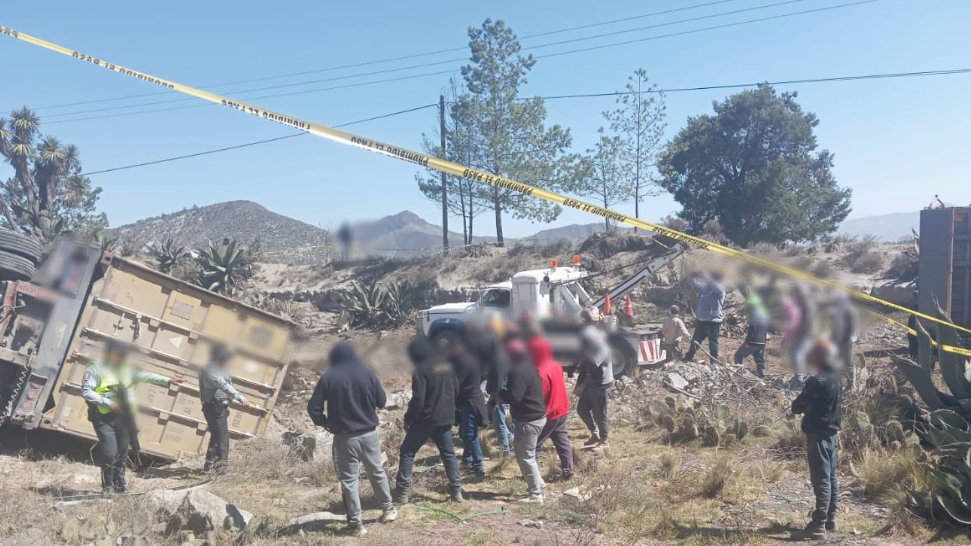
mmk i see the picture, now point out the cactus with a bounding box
[753,425,771,438]
[735,420,749,441]
[661,414,678,434]
[702,426,720,448]
[148,238,187,274]
[679,416,699,441]
[895,309,971,525]
[722,433,738,447]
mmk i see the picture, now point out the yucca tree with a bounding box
[0,106,106,245]
[148,238,187,274]
[195,239,253,296]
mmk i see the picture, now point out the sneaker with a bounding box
[393,490,409,505]
[101,488,114,498]
[518,495,544,505]
[792,520,825,541]
[380,507,397,524]
[449,488,465,503]
[113,488,129,496]
[583,433,601,447]
[825,520,837,532]
[469,468,487,480]
[341,524,367,537]
[561,471,575,482]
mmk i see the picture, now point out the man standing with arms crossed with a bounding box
[307,342,396,537]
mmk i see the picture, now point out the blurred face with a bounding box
[104,350,127,367]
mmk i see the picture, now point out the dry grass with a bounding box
[852,447,924,505]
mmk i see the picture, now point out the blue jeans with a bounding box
[458,401,485,472]
[492,404,513,455]
[807,431,839,523]
[395,423,462,494]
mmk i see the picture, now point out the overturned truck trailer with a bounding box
[0,235,295,460]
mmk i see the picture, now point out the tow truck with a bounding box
[418,238,684,376]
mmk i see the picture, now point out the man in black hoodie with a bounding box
[394,336,463,503]
[791,338,843,540]
[444,336,488,478]
[307,342,395,538]
[500,338,548,504]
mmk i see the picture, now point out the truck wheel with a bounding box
[0,229,42,265]
[0,252,35,281]
[609,340,637,378]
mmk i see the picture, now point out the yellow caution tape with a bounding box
[866,310,971,358]
[3,24,970,349]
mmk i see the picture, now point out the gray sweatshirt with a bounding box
[198,363,243,404]
[692,278,726,322]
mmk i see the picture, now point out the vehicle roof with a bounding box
[511,266,587,283]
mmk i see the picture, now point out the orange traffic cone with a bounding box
[603,293,612,316]
[625,294,634,317]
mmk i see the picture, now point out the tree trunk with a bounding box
[493,185,504,247]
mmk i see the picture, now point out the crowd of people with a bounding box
[661,272,860,390]
[78,273,861,540]
[305,313,612,537]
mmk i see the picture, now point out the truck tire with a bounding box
[0,229,42,265]
[609,339,638,378]
[0,251,36,281]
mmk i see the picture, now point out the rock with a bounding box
[664,372,689,391]
[279,511,344,535]
[282,430,333,462]
[563,487,589,501]
[168,489,252,535]
[518,518,544,529]
[69,473,98,486]
[134,489,189,536]
[384,389,411,410]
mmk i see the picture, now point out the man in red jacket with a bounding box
[527,336,575,481]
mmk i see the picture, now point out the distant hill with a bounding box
[838,211,920,241]
[350,211,492,259]
[109,201,331,262]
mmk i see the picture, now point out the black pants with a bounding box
[685,321,721,362]
[395,423,461,494]
[92,412,131,492]
[577,384,610,440]
[202,402,231,471]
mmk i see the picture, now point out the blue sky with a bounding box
[1,1,968,237]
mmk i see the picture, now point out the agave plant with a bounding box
[382,278,417,326]
[894,308,971,524]
[148,238,187,274]
[339,279,387,329]
[195,239,253,296]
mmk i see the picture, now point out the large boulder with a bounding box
[282,430,333,462]
[133,489,188,535]
[167,489,253,535]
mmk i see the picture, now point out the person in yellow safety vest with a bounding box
[80,339,183,496]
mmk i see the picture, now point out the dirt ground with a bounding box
[1,235,966,545]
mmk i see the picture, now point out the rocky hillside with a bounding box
[109,201,331,261]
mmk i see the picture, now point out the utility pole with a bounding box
[439,94,449,250]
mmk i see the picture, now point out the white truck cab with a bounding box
[418,265,593,337]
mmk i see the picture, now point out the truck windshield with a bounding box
[480,289,510,307]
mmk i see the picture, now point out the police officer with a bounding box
[81,339,182,495]
[199,344,253,473]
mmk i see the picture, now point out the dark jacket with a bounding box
[744,312,768,345]
[791,368,842,434]
[404,336,456,427]
[307,343,386,435]
[475,333,511,396]
[450,350,489,425]
[500,355,547,422]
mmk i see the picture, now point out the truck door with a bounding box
[479,288,512,319]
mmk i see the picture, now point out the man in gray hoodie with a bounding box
[684,272,726,364]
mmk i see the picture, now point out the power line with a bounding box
[74,66,971,177]
[42,0,879,124]
[534,68,971,100]
[77,103,436,176]
[35,0,747,111]
[40,0,837,120]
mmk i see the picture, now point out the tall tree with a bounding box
[459,19,575,246]
[416,80,489,245]
[573,129,632,230]
[658,85,852,246]
[604,69,666,222]
[0,106,106,245]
